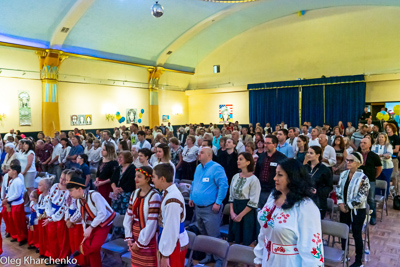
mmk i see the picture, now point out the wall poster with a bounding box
[219,104,233,124]
[162,115,169,122]
[18,91,32,126]
[71,114,92,126]
[126,108,138,124]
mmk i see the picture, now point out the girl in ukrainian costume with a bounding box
[37,178,52,258]
[254,159,324,267]
[123,166,161,267]
[27,190,40,252]
[67,176,116,267]
[65,169,89,267]
[152,164,189,267]
[42,170,70,262]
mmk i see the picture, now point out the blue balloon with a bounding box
[395,115,400,123]
[141,109,144,114]
[118,117,125,123]
[116,112,121,115]
[138,118,142,123]
[380,111,386,115]
[301,10,306,16]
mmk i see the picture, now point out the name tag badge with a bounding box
[270,162,278,167]
[202,178,209,182]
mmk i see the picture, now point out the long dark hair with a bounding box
[273,158,314,209]
[22,139,34,154]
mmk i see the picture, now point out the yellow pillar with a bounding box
[148,67,164,128]
[36,51,67,136]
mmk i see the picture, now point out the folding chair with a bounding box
[322,220,349,267]
[375,180,388,221]
[185,231,197,267]
[220,203,231,239]
[186,235,229,267]
[101,214,129,263]
[225,244,255,267]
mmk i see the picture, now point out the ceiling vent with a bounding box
[61,27,70,33]
[166,51,173,55]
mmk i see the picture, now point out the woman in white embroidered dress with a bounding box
[254,158,324,267]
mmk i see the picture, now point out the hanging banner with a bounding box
[18,91,32,126]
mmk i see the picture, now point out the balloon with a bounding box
[380,111,386,115]
[376,113,384,120]
[116,114,121,120]
[301,10,306,16]
[383,114,390,121]
[116,112,120,116]
[138,119,142,123]
[394,105,400,115]
[139,113,143,118]
[395,115,400,123]
[141,109,145,114]
[118,117,125,123]
[298,11,302,16]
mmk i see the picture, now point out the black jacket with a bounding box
[110,163,137,193]
[305,163,333,211]
[97,160,119,181]
[217,150,240,185]
[177,133,187,146]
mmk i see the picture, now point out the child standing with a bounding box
[37,178,52,258]
[27,190,40,252]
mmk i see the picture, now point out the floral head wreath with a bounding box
[136,168,152,178]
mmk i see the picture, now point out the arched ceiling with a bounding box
[1,0,400,73]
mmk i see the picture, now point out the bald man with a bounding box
[318,134,336,168]
[359,138,382,225]
[189,147,228,267]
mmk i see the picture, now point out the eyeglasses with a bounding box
[345,159,354,163]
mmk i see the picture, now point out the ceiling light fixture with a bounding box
[151,1,164,18]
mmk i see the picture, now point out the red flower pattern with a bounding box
[311,247,318,256]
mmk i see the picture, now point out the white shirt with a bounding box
[300,133,311,139]
[136,140,151,150]
[3,133,16,141]
[102,138,118,151]
[5,177,25,206]
[89,147,102,165]
[229,174,261,208]
[46,183,68,222]
[236,141,245,153]
[17,150,36,173]
[285,137,298,154]
[322,145,337,167]
[159,184,189,257]
[1,173,25,201]
[153,161,176,182]
[51,143,63,164]
[167,125,174,132]
[182,146,199,163]
[65,197,82,225]
[308,138,320,147]
[59,146,71,164]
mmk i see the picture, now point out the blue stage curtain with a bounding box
[325,82,366,127]
[301,85,324,127]
[248,87,299,128]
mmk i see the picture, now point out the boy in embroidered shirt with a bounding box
[27,190,40,251]
[2,164,28,246]
[67,176,116,267]
[152,164,189,267]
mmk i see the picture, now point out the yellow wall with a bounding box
[187,88,249,124]
[158,90,188,125]
[365,74,400,103]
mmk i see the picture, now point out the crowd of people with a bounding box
[0,108,397,267]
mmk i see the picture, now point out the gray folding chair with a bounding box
[101,214,129,263]
[121,251,131,267]
[322,220,349,267]
[220,203,231,239]
[375,180,388,221]
[185,231,197,267]
[225,244,255,267]
[187,235,229,267]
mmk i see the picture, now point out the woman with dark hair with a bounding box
[336,152,370,267]
[118,140,129,152]
[18,139,36,194]
[93,143,118,204]
[228,152,261,245]
[138,148,152,167]
[153,143,176,181]
[217,138,240,185]
[37,132,44,141]
[76,154,91,187]
[123,166,161,267]
[332,136,348,175]
[254,158,323,266]
[304,146,333,219]
[294,135,308,164]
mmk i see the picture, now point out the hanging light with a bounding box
[151,1,164,18]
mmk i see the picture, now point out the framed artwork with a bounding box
[126,108,137,124]
[162,115,169,122]
[18,91,32,126]
[219,104,233,123]
[71,114,92,126]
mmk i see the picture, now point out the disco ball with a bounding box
[151,1,164,18]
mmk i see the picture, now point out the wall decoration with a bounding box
[71,114,92,126]
[219,104,233,123]
[162,115,169,122]
[18,91,32,126]
[126,108,137,124]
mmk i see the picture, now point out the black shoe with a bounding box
[72,250,81,257]
[5,233,11,238]
[27,245,36,250]
[10,238,18,242]
[349,261,363,267]
[370,217,376,225]
[36,248,40,253]
[19,240,28,246]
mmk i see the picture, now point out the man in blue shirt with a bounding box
[212,128,221,150]
[276,129,294,158]
[189,147,228,267]
[66,136,84,169]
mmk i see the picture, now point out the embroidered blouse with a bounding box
[228,174,261,208]
[45,183,68,222]
[336,169,370,212]
[123,188,161,248]
[254,194,324,267]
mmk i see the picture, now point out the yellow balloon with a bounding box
[116,114,121,120]
[394,105,400,115]
[376,113,383,120]
[139,113,143,118]
[383,114,390,121]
